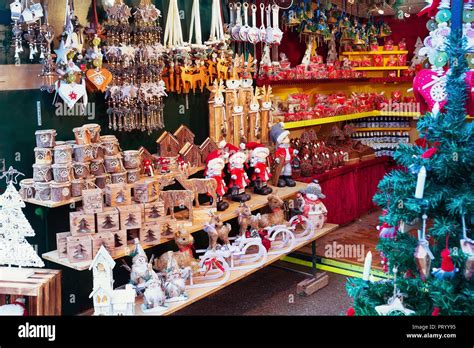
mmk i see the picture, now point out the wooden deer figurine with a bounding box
[203,212,232,250]
[231,89,245,145]
[217,53,231,80]
[174,170,217,209]
[248,87,261,142]
[197,60,210,92]
[241,54,255,88]
[226,55,242,90]
[181,65,201,94]
[260,85,273,144]
[207,53,218,83]
[209,80,227,142]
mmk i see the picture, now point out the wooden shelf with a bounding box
[342,50,409,56]
[42,182,307,271]
[132,223,339,316]
[353,66,409,71]
[353,127,411,132]
[255,76,414,87]
[24,166,206,209]
[284,111,422,130]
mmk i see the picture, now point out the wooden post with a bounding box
[248,111,258,142]
[225,90,236,144]
[260,108,270,145]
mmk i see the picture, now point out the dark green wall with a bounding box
[0,0,222,314]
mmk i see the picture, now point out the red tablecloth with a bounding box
[296,157,395,225]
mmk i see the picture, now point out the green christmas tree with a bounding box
[346,32,474,316]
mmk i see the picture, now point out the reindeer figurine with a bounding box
[226,55,242,90]
[174,169,217,209]
[236,202,253,236]
[259,85,273,144]
[217,53,231,80]
[241,54,256,88]
[203,212,232,250]
[209,80,227,141]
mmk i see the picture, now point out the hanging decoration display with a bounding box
[103,0,166,134]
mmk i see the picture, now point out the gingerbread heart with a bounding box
[56,80,87,109]
[86,68,113,92]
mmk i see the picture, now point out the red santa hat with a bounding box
[219,140,239,157]
[205,150,225,170]
[245,142,269,157]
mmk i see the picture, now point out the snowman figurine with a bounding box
[227,148,251,202]
[205,150,229,211]
[297,180,327,230]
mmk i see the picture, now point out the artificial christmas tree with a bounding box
[347,31,474,315]
[0,167,44,280]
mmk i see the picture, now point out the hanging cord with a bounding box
[188,0,202,45]
[164,0,183,48]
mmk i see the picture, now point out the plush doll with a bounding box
[205,150,229,211]
[227,150,251,202]
[297,180,327,230]
[246,142,272,195]
[270,122,298,187]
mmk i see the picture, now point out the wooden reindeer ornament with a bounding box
[209,80,227,142]
[203,212,232,250]
[174,170,217,209]
[217,53,231,80]
[259,85,273,144]
[226,55,242,90]
[231,88,246,145]
[241,55,255,88]
[248,87,261,142]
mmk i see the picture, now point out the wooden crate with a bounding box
[96,207,120,232]
[133,179,159,203]
[67,235,93,264]
[0,269,62,315]
[69,211,96,236]
[117,205,143,230]
[105,183,132,207]
[92,232,115,257]
[140,222,161,246]
[56,232,71,259]
[144,201,165,223]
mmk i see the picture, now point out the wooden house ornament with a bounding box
[89,246,135,315]
[173,125,195,149]
[156,131,180,157]
[199,137,218,164]
[179,142,202,167]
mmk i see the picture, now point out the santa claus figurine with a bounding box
[296,180,327,230]
[245,142,272,195]
[219,140,240,161]
[270,122,298,187]
[228,149,251,202]
[205,150,229,211]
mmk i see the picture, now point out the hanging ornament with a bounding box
[414,214,434,281]
[460,214,474,280]
[377,222,397,239]
[375,267,415,316]
[432,235,459,280]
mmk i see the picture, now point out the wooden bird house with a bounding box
[199,137,218,164]
[156,131,180,157]
[179,142,202,167]
[173,125,195,149]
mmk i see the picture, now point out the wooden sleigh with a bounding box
[226,235,268,271]
[288,215,316,242]
[186,251,231,289]
[265,224,296,256]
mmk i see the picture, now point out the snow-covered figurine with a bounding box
[205,150,229,211]
[270,123,298,187]
[246,142,272,195]
[142,275,166,312]
[297,180,327,230]
[130,239,156,292]
[227,149,250,202]
[162,257,191,302]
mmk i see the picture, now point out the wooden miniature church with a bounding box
[173,125,195,148]
[199,137,218,164]
[89,246,135,315]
